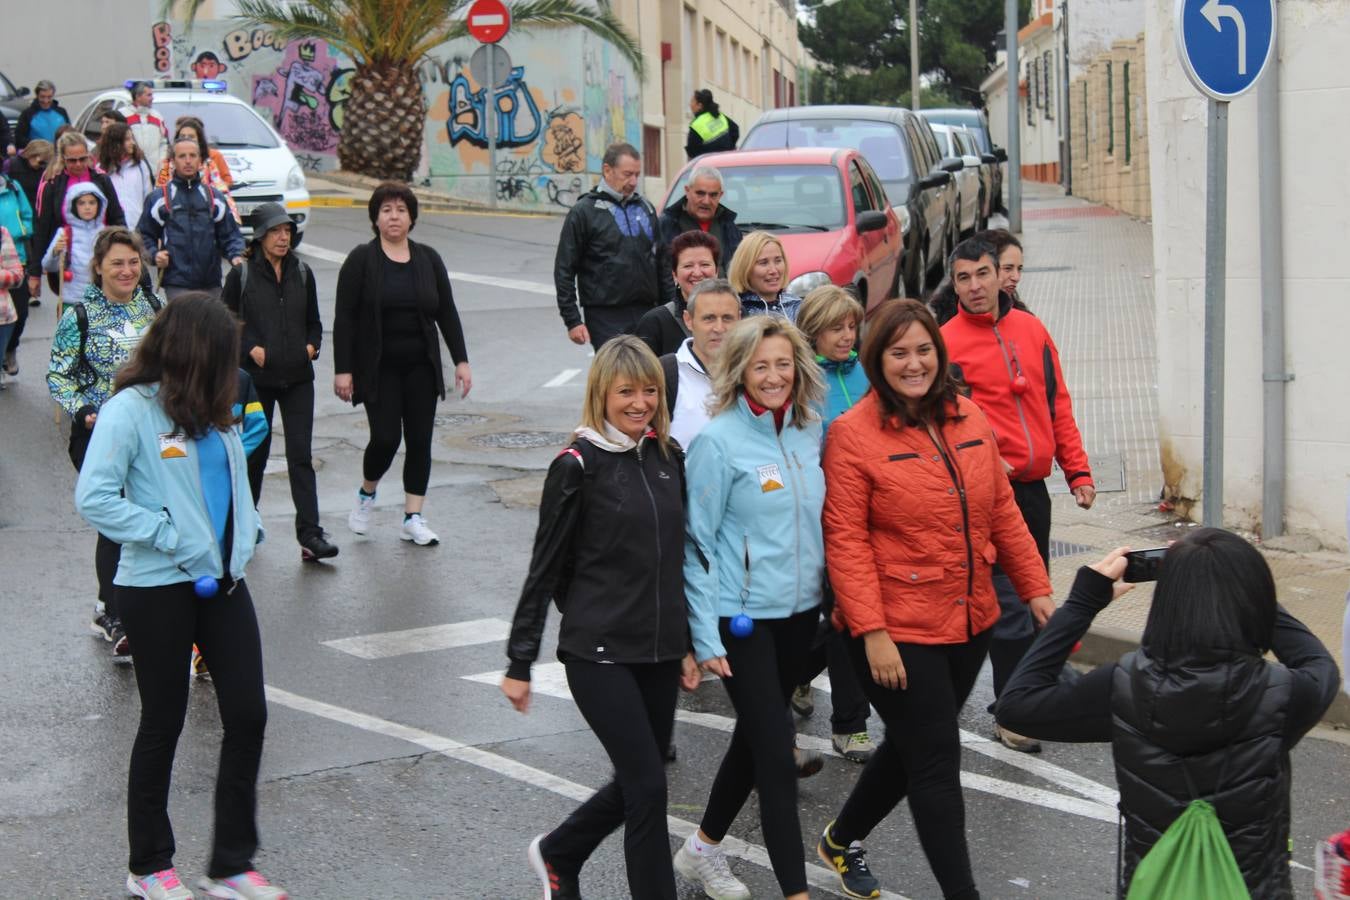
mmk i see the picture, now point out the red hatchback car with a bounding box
[663,148,903,311]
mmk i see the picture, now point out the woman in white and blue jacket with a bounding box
[674,316,825,900]
[75,293,287,900]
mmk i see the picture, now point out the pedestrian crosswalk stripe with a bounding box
[321,618,511,660]
[464,662,1120,823]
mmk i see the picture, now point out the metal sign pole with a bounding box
[486,42,498,209]
[1201,98,1228,527]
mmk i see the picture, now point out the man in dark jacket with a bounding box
[222,203,336,561]
[657,164,742,275]
[13,80,70,148]
[139,136,244,299]
[553,142,675,351]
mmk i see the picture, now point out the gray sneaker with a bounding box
[127,869,194,900]
[674,837,750,900]
[832,732,877,763]
[197,870,288,899]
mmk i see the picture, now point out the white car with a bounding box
[73,79,310,240]
[928,123,984,238]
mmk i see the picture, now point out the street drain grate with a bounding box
[470,431,571,449]
[434,414,489,428]
[1049,539,1096,559]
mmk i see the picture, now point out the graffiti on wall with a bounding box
[152,22,173,73]
[251,41,348,155]
[581,37,641,171]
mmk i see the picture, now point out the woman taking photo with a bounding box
[99,122,155,229]
[223,202,336,562]
[333,182,471,546]
[816,299,1052,900]
[675,316,825,900]
[997,531,1339,898]
[634,229,720,357]
[74,293,286,900]
[728,231,801,321]
[48,228,162,662]
[502,335,698,900]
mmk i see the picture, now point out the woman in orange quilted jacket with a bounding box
[813,299,1053,900]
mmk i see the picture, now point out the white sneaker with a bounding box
[127,869,195,899]
[347,490,375,535]
[400,513,439,546]
[674,837,750,900]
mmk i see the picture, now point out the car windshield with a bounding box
[934,130,954,157]
[922,112,990,153]
[743,119,911,194]
[158,100,278,149]
[671,165,844,231]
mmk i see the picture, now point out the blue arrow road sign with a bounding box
[1175,0,1275,99]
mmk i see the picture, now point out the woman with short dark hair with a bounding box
[75,293,287,900]
[685,89,740,159]
[332,182,471,546]
[996,529,1339,898]
[634,229,720,357]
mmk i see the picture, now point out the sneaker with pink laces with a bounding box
[197,870,288,900]
[126,868,195,900]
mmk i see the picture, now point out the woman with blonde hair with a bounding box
[503,334,699,899]
[28,131,127,297]
[728,230,801,321]
[674,316,825,900]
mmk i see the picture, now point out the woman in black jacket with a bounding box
[501,336,699,900]
[332,182,471,547]
[996,529,1340,899]
[223,202,336,562]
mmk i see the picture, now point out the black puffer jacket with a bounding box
[506,431,688,678]
[553,186,676,328]
[995,567,1339,900]
[222,252,322,388]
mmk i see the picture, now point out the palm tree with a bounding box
[174,0,643,180]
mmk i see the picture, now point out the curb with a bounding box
[309,171,560,219]
[1076,625,1350,729]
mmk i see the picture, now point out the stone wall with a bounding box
[1069,35,1150,219]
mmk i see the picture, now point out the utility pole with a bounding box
[910,0,920,109]
[1005,0,1022,231]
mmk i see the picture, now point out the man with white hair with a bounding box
[658,164,742,274]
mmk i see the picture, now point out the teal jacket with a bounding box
[684,395,826,662]
[817,351,870,431]
[75,384,261,586]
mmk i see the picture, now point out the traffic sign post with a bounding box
[1173,0,1275,527]
[466,0,511,207]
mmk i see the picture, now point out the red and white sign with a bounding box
[466,0,511,44]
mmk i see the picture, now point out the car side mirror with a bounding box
[855,210,888,234]
[993,146,1008,163]
[962,155,981,169]
[17,86,30,98]
[939,157,964,174]
[981,153,997,165]
[919,171,952,190]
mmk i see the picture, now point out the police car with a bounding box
[72,79,310,240]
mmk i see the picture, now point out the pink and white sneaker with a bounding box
[197,870,288,900]
[127,868,195,899]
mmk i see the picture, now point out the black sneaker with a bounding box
[817,821,881,899]
[528,834,581,899]
[300,532,340,561]
[111,621,132,664]
[795,746,824,778]
[91,612,117,642]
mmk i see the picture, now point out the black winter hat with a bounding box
[250,202,294,239]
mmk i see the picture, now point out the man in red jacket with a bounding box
[940,236,1095,752]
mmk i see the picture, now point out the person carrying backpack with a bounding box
[996,529,1340,898]
[47,228,162,663]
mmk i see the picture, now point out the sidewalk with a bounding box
[1017,180,1349,727]
[306,171,560,218]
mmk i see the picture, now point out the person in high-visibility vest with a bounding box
[685,89,739,160]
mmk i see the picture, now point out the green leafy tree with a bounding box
[171,0,643,180]
[800,0,1029,108]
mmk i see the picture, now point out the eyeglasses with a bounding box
[64,155,89,164]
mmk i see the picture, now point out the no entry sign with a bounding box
[466,0,511,44]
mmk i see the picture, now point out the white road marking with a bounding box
[542,368,581,388]
[264,685,908,899]
[465,663,1120,823]
[321,618,511,660]
[297,243,553,295]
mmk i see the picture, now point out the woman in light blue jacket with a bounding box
[674,316,825,900]
[75,293,287,900]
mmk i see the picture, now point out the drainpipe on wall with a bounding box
[1061,0,1071,195]
[1258,55,1289,538]
[1005,0,1022,231]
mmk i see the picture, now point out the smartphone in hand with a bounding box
[1123,547,1168,583]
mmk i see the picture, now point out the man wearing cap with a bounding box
[119,81,169,172]
[222,203,338,562]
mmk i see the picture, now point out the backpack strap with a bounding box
[660,352,679,415]
[71,303,94,392]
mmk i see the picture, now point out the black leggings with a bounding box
[116,580,268,879]
[543,659,681,899]
[990,479,1052,700]
[700,607,819,896]
[362,363,438,496]
[832,630,992,900]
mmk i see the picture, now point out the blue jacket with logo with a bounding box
[138,174,244,289]
[684,395,825,661]
[75,384,260,586]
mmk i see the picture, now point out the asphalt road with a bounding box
[2,205,1347,899]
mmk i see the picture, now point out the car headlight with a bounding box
[787,271,833,296]
[285,165,306,191]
